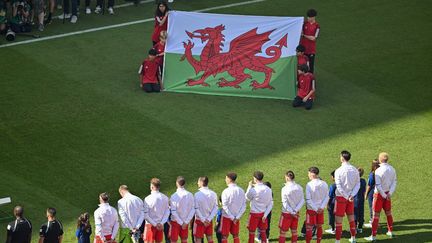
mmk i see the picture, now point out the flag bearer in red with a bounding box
[292,64,315,110]
[300,9,320,73]
[139,49,162,93]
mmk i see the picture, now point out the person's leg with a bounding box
[304,99,313,110]
[266,212,272,241]
[71,0,77,16]
[231,220,240,243]
[292,96,303,108]
[107,0,113,8]
[371,194,383,237]
[368,195,373,223]
[291,215,299,243]
[334,197,346,241]
[383,198,393,234]
[258,214,268,243]
[142,83,152,92]
[305,211,315,243]
[152,83,161,93]
[307,54,315,73]
[359,201,365,230]
[247,214,259,243]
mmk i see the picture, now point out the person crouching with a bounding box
[139,48,162,93]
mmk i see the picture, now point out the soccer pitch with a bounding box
[0,0,431,242]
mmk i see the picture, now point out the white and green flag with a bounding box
[164,11,303,100]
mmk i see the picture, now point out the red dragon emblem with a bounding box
[180,25,288,90]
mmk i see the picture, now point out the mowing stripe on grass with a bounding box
[0,0,265,49]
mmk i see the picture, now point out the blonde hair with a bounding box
[159,31,167,40]
[379,152,389,163]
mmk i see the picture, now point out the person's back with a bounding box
[94,193,119,243]
[75,212,91,243]
[40,219,64,243]
[6,206,32,243]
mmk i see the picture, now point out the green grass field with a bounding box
[1,0,431,242]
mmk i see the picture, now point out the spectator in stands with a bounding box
[364,160,380,228]
[151,2,169,45]
[10,1,32,33]
[0,0,7,34]
[325,170,336,235]
[300,9,320,73]
[118,185,145,243]
[39,207,64,243]
[75,212,92,243]
[139,48,162,93]
[6,205,32,243]
[292,64,315,110]
[94,192,119,243]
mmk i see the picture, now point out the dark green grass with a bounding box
[0,0,431,242]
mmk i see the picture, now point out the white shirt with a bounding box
[305,179,329,212]
[94,203,119,240]
[374,163,397,198]
[144,191,170,226]
[194,187,218,222]
[281,181,304,214]
[221,183,246,220]
[245,182,273,217]
[335,162,361,199]
[170,187,195,225]
[117,192,145,230]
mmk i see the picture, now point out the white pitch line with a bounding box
[0,0,265,49]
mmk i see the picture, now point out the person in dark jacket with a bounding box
[75,212,92,243]
[6,205,32,243]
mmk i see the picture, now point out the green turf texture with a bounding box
[0,0,431,242]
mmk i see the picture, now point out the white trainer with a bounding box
[85,7,91,14]
[58,13,71,19]
[94,6,101,14]
[348,237,357,243]
[386,231,394,238]
[364,235,376,242]
[363,223,372,228]
[108,7,114,14]
[325,228,335,234]
[70,15,77,23]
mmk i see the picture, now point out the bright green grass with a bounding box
[0,0,431,242]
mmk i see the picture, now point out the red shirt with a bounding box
[152,15,168,43]
[140,58,161,84]
[297,54,309,67]
[300,21,320,54]
[153,41,165,63]
[297,72,315,99]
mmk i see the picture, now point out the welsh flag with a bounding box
[163,11,303,100]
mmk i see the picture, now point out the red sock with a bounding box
[260,230,267,243]
[221,237,228,243]
[372,216,380,236]
[335,223,342,240]
[292,231,298,243]
[248,232,255,243]
[233,236,240,243]
[316,226,322,243]
[349,220,357,237]
[306,227,312,243]
[278,234,286,243]
[208,240,214,243]
[386,214,394,232]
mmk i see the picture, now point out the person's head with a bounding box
[176,176,186,188]
[308,167,319,180]
[148,48,157,60]
[379,152,389,164]
[296,45,305,56]
[13,206,24,219]
[99,192,109,204]
[46,207,56,220]
[306,9,317,22]
[285,170,295,182]
[330,170,335,181]
[340,150,351,163]
[225,172,237,185]
[159,30,167,43]
[77,212,90,229]
[150,178,161,191]
[298,64,309,75]
[371,159,380,172]
[197,176,209,188]
[358,167,364,177]
[156,2,169,16]
[118,185,129,197]
[253,171,264,183]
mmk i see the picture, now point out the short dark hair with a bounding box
[226,172,237,182]
[308,166,319,175]
[296,44,305,53]
[149,48,158,56]
[47,207,57,217]
[285,170,295,180]
[14,206,23,218]
[199,176,209,187]
[253,171,264,181]
[307,9,317,17]
[299,64,309,73]
[330,170,335,177]
[264,181,272,188]
[99,192,109,202]
[358,167,364,177]
[176,176,186,187]
[341,150,351,161]
[151,178,161,189]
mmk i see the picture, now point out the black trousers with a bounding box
[355,201,365,229]
[63,0,78,15]
[328,206,335,230]
[306,54,315,73]
[142,83,160,93]
[96,0,114,8]
[292,96,313,110]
